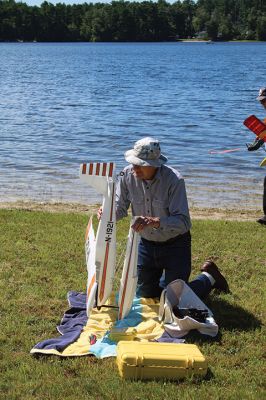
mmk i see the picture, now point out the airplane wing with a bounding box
[118,223,139,320]
[85,216,97,317]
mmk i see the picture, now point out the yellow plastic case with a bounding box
[116,341,207,380]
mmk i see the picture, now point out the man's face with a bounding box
[260,99,266,110]
[132,165,157,180]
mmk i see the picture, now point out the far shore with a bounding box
[178,39,264,43]
[0,200,263,221]
[2,39,265,44]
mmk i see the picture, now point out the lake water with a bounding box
[1,42,266,209]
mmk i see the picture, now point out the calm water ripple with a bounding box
[1,42,266,208]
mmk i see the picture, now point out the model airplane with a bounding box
[80,162,138,320]
[80,162,116,316]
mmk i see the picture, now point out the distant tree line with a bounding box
[0,0,265,42]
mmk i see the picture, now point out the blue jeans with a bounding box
[136,233,212,300]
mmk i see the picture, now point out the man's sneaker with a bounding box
[200,260,230,293]
[257,215,266,225]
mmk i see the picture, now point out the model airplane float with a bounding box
[79,162,138,320]
[243,115,266,167]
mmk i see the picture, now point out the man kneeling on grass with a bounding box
[98,137,229,299]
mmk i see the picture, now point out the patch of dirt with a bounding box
[0,201,98,214]
[189,207,261,221]
[0,201,262,221]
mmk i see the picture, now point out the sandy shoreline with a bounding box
[0,200,262,221]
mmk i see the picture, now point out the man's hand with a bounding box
[97,206,103,220]
[131,216,160,232]
[246,138,264,151]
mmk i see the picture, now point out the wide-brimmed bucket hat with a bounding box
[257,87,266,101]
[124,137,168,167]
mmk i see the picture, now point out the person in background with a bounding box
[105,136,229,299]
[247,87,266,225]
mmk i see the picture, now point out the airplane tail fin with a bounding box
[79,162,116,194]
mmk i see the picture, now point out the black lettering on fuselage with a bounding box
[105,221,114,242]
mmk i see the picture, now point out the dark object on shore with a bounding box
[257,215,266,225]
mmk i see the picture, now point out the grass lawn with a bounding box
[0,209,265,400]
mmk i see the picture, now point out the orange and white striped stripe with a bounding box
[87,273,96,299]
[81,162,114,178]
